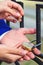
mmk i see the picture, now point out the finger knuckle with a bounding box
[17,4,22,9]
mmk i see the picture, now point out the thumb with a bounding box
[4,54,21,63]
[8,48,27,56]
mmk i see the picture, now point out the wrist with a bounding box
[0,31,9,40]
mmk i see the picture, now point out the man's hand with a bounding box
[0,44,28,63]
[0,0,24,22]
[0,28,41,61]
[0,28,36,47]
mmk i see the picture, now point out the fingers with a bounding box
[22,48,41,60]
[19,28,36,35]
[20,52,35,61]
[5,16,22,23]
[4,54,21,63]
[19,49,41,61]
[5,7,22,22]
[8,48,28,56]
[22,52,35,61]
[18,48,35,61]
[27,52,35,59]
[5,7,21,18]
[23,48,41,60]
[5,16,17,23]
[5,1,24,18]
[23,28,36,34]
[8,1,24,16]
[23,55,31,61]
[33,48,41,55]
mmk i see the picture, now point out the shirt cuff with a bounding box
[0,31,9,40]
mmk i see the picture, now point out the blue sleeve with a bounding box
[0,19,11,36]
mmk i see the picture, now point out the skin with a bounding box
[0,44,26,63]
[0,0,41,63]
[0,0,24,63]
[0,0,24,22]
[0,28,41,62]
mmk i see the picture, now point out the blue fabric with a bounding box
[0,19,11,36]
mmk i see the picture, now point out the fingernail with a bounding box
[25,57,30,60]
[26,57,30,60]
[31,54,35,59]
[17,13,21,16]
[33,48,41,55]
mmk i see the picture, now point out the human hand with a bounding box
[0,44,28,63]
[0,28,41,61]
[0,0,24,22]
[0,28,36,47]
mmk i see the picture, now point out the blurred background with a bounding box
[1,0,43,65]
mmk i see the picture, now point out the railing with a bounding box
[36,4,41,50]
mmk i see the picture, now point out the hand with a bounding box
[0,28,36,47]
[0,44,28,63]
[0,28,41,61]
[0,0,24,22]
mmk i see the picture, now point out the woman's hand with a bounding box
[0,0,24,22]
